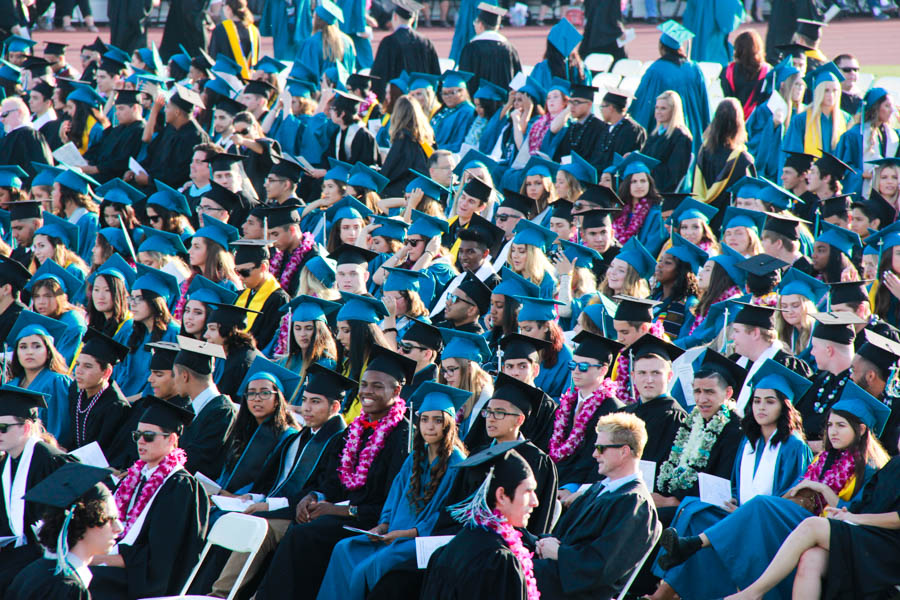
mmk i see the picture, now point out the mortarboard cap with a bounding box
[336,291,388,323]
[206,301,261,329]
[572,330,623,364]
[814,151,854,180]
[828,280,871,306]
[25,258,84,298]
[139,396,194,432]
[658,19,695,50]
[146,179,190,216]
[476,1,507,27]
[670,196,717,224]
[97,178,145,206]
[615,237,657,280]
[401,318,443,351]
[627,332,684,363]
[550,199,574,222]
[461,175,493,204]
[795,18,825,41]
[498,332,550,362]
[405,169,449,200]
[408,209,449,239]
[831,381,890,436]
[458,213,504,250]
[316,0,344,24]
[239,355,302,400]
[722,205,766,234]
[439,327,491,363]
[186,274,239,305]
[820,194,852,219]
[135,226,191,256]
[367,344,417,383]
[410,381,470,418]
[762,210,809,241]
[613,295,660,323]
[42,41,68,56]
[146,340,180,371]
[54,168,99,196]
[304,363,358,400]
[778,268,828,304]
[81,327,130,365]
[9,200,41,221]
[282,294,341,322]
[559,151,598,184]
[812,311,866,344]
[513,295,562,322]
[617,152,660,178]
[192,214,240,249]
[498,190,537,219]
[324,157,352,183]
[305,254,337,288]
[441,69,474,89]
[329,243,377,265]
[491,373,543,417]
[665,233,709,273]
[853,189,897,228]
[473,78,507,102]
[456,270,493,314]
[568,83,598,102]
[749,358,812,402]
[35,211,80,251]
[201,182,242,213]
[783,151,816,173]
[132,264,180,309]
[348,162,389,193]
[0,384,47,419]
[0,256,31,290]
[523,155,559,180]
[174,335,225,375]
[371,215,409,241]
[816,221,861,257]
[9,309,67,346]
[696,348,748,390]
[93,253,137,290]
[169,84,205,112]
[325,196,373,223]
[493,266,540,299]
[736,253,789,277]
[548,18,582,56]
[558,239,603,269]
[254,55,288,75]
[214,96,246,116]
[383,267,428,293]
[515,75,546,104]
[243,79,277,99]
[732,301,780,329]
[23,462,110,509]
[511,219,556,252]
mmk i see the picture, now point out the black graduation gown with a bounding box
[208,20,254,65]
[380,130,428,198]
[90,470,210,600]
[0,127,53,182]
[795,190,820,223]
[764,0,819,64]
[595,116,647,172]
[823,456,900,600]
[331,124,379,167]
[458,36,522,94]
[83,120,145,183]
[108,396,192,469]
[39,119,64,151]
[60,381,130,454]
[369,27,441,99]
[532,477,660,600]
[9,246,31,269]
[695,146,756,232]
[253,418,410,600]
[159,0,208,61]
[791,254,816,276]
[840,93,862,117]
[432,319,484,336]
[642,128,693,193]
[400,363,438,400]
[554,395,623,487]
[107,0,154,53]
[464,391,556,453]
[216,345,259,400]
[420,526,528,600]
[240,286,290,351]
[729,350,814,380]
[621,396,687,480]
[180,394,238,476]
[79,62,99,85]
[880,393,900,456]
[553,115,607,168]
[7,557,89,600]
[794,368,851,442]
[239,137,280,199]
[0,299,24,343]
[580,0,626,59]
[0,442,70,593]
[142,120,210,190]
[219,421,284,493]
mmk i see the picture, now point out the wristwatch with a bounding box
[348,505,358,518]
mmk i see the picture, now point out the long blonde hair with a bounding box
[775,294,816,355]
[508,243,556,288]
[780,72,805,129]
[314,14,345,63]
[557,170,583,203]
[298,268,340,300]
[389,95,434,147]
[599,263,651,298]
[808,80,844,150]
[653,90,689,139]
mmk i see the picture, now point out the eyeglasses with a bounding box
[0,422,24,434]
[569,360,603,372]
[198,204,225,213]
[148,215,162,223]
[398,341,427,354]
[595,443,628,453]
[840,66,859,73]
[481,408,522,420]
[441,365,459,375]
[128,295,146,305]
[236,266,259,277]
[495,213,519,222]
[246,390,276,400]
[266,176,287,184]
[447,293,474,306]
[233,128,251,135]
[132,430,168,443]
[0,110,14,119]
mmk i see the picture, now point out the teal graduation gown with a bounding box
[73,211,99,266]
[535,343,572,401]
[295,31,356,81]
[780,111,849,181]
[683,0,744,66]
[432,103,477,153]
[10,369,73,443]
[260,0,310,60]
[113,321,179,397]
[316,449,465,600]
[57,309,88,366]
[338,0,372,69]
[746,103,785,182]
[529,61,587,93]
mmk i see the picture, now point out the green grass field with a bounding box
[868,65,900,78]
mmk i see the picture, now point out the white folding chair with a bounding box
[584,53,614,74]
[592,72,622,90]
[697,61,723,84]
[619,75,641,96]
[141,513,269,600]
[611,58,644,78]
[438,57,456,72]
[615,543,656,600]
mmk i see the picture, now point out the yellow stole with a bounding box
[69,312,132,374]
[362,100,379,125]
[803,111,847,157]
[820,475,857,516]
[447,215,465,264]
[341,358,367,423]
[78,115,97,154]
[692,147,744,206]
[236,276,280,331]
[222,19,260,80]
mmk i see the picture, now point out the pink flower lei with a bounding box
[613,320,666,404]
[612,197,651,245]
[802,450,857,513]
[549,378,618,462]
[270,232,316,290]
[478,509,540,600]
[339,399,407,490]
[173,274,195,321]
[115,448,187,537]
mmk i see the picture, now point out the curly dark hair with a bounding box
[220,325,257,355]
[654,254,700,302]
[740,389,805,448]
[37,484,113,551]
[406,415,467,513]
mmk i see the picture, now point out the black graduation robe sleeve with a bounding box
[180,396,238,476]
[521,394,557,453]
[62,383,131,455]
[554,397,623,487]
[7,558,89,600]
[0,128,53,183]
[248,288,290,351]
[458,39,521,94]
[83,121,145,183]
[347,126,379,167]
[643,128,693,193]
[380,132,428,197]
[216,347,259,400]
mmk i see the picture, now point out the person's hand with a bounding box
[232,133,246,148]
[553,251,574,275]
[510,109,522,129]
[839,266,856,282]
[81,165,99,175]
[824,506,854,522]
[123,170,135,182]
[59,120,71,143]
[133,172,149,187]
[409,188,425,209]
[862,169,874,180]
[395,243,411,263]
[310,168,327,179]
[556,489,572,503]
[307,500,338,520]
[424,235,441,257]
[536,537,560,560]
[153,93,166,111]
[722,498,739,513]
[379,529,409,545]
[883,270,900,300]
[244,502,269,514]
[382,293,398,317]
[295,494,316,523]
[808,440,824,454]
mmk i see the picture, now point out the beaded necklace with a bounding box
[813,371,850,414]
[75,385,108,447]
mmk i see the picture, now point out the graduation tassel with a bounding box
[263,216,268,242]
[720,308,729,353]
[497,345,504,376]
[447,466,502,528]
[55,504,76,576]
[629,349,637,403]
[408,399,414,454]
[888,364,900,397]
[117,215,138,264]
[1,343,6,384]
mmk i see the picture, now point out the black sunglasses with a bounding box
[0,422,24,434]
[236,266,259,277]
[595,443,628,453]
[132,430,168,443]
[398,341,427,354]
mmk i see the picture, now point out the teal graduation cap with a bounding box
[616,236,657,279]
[389,70,410,94]
[670,197,717,224]
[239,355,302,400]
[864,220,900,253]
[94,254,137,290]
[286,77,317,98]
[324,157,352,182]
[54,167,99,196]
[603,153,625,176]
[408,210,450,238]
[441,70,474,89]
[757,177,800,210]
[665,233,709,273]
[749,358,812,402]
[558,151,598,184]
[31,162,65,188]
[722,206,766,234]
[582,293,622,336]
[512,220,556,252]
[383,267,429,293]
[211,54,242,77]
[548,76,571,96]
[348,162,389,193]
[96,178,145,206]
[409,381,471,418]
[558,239,603,269]
[493,266,540,298]
[325,196,373,222]
[517,75,546,104]
[281,294,341,322]
[617,152,661,178]
[0,59,21,83]
[254,55,288,74]
[810,61,845,88]
[728,176,768,200]
[336,292,389,323]
[817,221,862,257]
[138,228,189,256]
[709,244,748,288]
[9,309,69,345]
[406,169,449,200]
[513,295,563,322]
[146,180,191,216]
[439,327,491,363]
[97,227,134,257]
[454,148,500,179]
[371,215,409,241]
[831,380,891,436]
[658,19,694,50]
[133,264,180,309]
[192,214,240,250]
[524,155,559,179]
[0,165,27,189]
[67,86,105,109]
[474,79,507,101]
[25,259,84,298]
[409,71,439,91]
[305,255,337,287]
[187,274,239,305]
[548,18,582,56]
[4,35,36,54]
[35,212,80,251]
[778,267,828,304]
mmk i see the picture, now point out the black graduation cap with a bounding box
[579,183,622,210]
[828,281,870,305]
[138,396,195,433]
[330,243,377,265]
[202,182,243,213]
[0,256,31,290]
[491,372,543,416]
[550,199,574,222]
[43,41,69,56]
[146,340,180,370]
[462,176,492,203]
[696,349,748,391]
[243,79,276,98]
[232,238,271,264]
[367,344,417,384]
[627,332,684,363]
[476,1,507,27]
[114,89,141,106]
[23,56,52,77]
[613,295,659,323]
[732,301,780,329]
[498,332,551,361]
[580,208,618,229]
[30,79,54,101]
[775,42,814,58]
[82,36,107,54]
[173,335,225,375]
[821,194,852,219]
[333,89,366,106]
[852,190,896,227]
[458,213,504,250]
[795,19,825,42]
[401,318,443,351]
[602,87,633,110]
[9,200,41,221]
[0,384,47,419]
[99,55,127,75]
[456,270,493,315]
[763,211,810,241]
[857,328,900,368]
[208,152,245,172]
[737,254,788,277]
[661,192,694,213]
[215,96,246,116]
[207,302,261,328]
[452,440,532,497]
[23,463,111,508]
[304,363,358,401]
[812,312,864,345]
[269,156,305,183]
[81,327,130,366]
[258,204,302,228]
[391,0,423,18]
[346,72,379,93]
[498,190,536,219]
[170,84,205,112]
[815,151,854,180]
[569,83,598,101]
[571,331,623,365]
[783,151,816,173]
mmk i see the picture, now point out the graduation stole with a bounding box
[692,147,744,206]
[803,110,847,157]
[222,19,260,80]
[236,276,281,331]
[447,215,465,264]
[78,115,98,153]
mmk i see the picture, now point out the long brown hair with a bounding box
[10,332,69,379]
[225,386,299,474]
[30,278,78,319]
[702,98,747,150]
[406,416,466,513]
[733,30,766,76]
[825,409,890,497]
[195,238,240,286]
[127,293,172,351]
[289,319,338,382]
[390,95,434,147]
[694,261,739,317]
[59,186,98,216]
[225,0,254,26]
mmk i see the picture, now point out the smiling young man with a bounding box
[431,215,502,319]
[253,346,414,600]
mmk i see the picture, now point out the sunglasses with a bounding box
[447,293,474,306]
[840,67,859,73]
[595,443,628,453]
[236,266,258,277]
[569,360,602,372]
[406,239,424,247]
[132,430,168,443]
[398,341,427,354]
[495,213,519,222]
[481,408,521,420]
[0,422,24,434]
[148,215,162,223]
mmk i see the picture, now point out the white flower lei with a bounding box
[657,403,733,492]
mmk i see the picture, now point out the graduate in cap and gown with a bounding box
[369,0,441,99]
[0,385,71,594]
[552,85,606,167]
[397,319,442,400]
[259,0,311,61]
[328,90,379,167]
[231,239,291,353]
[431,70,477,153]
[7,463,120,600]
[83,89,145,183]
[514,295,572,400]
[782,63,850,160]
[89,398,210,600]
[273,294,340,380]
[52,168,102,267]
[205,302,262,398]
[0,100,53,183]
[316,381,468,600]
[7,199,41,268]
[253,346,413,600]
[530,19,587,92]
[24,258,88,365]
[837,89,900,198]
[458,3,522,94]
[296,0,356,80]
[0,256,31,346]
[594,89,647,170]
[651,235,705,337]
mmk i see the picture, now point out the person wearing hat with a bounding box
[274,295,339,379]
[783,64,850,162]
[89,397,210,600]
[600,236,655,300]
[370,0,440,99]
[506,219,558,299]
[432,270,491,335]
[848,329,900,451]
[639,89,697,193]
[656,380,888,600]
[6,200,41,268]
[199,302,261,399]
[254,204,312,297]
[0,97,52,184]
[329,243,375,296]
[650,234,705,338]
[594,88,647,170]
[760,210,816,276]
[669,196,721,255]
[324,197,373,254]
[510,295,570,400]
[179,216,241,317]
[328,91,378,168]
[431,70,476,153]
[605,295,665,404]
[721,206,766,257]
[851,190,896,246]
[346,161,388,213]
[230,239,290,352]
[26,259,88,364]
[779,151,816,210]
[827,279,895,353]
[745,57,805,181]
[837,88,899,198]
[261,155,305,206]
[81,90,145,183]
[0,256,31,343]
[27,79,60,145]
[530,18,586,87]
[209,97,243,151]
[457,3,521,94]
[676,246,748,348]
[396,319,443,399]
[812,222,861,283]
[736,253,786,305]
[294,0,355,82]
[432,327,491,437]
[551,85,605,168]
[775,267,827,361]
[252,346,413,600]
[178,276,237,344]
[378,268,432,343]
